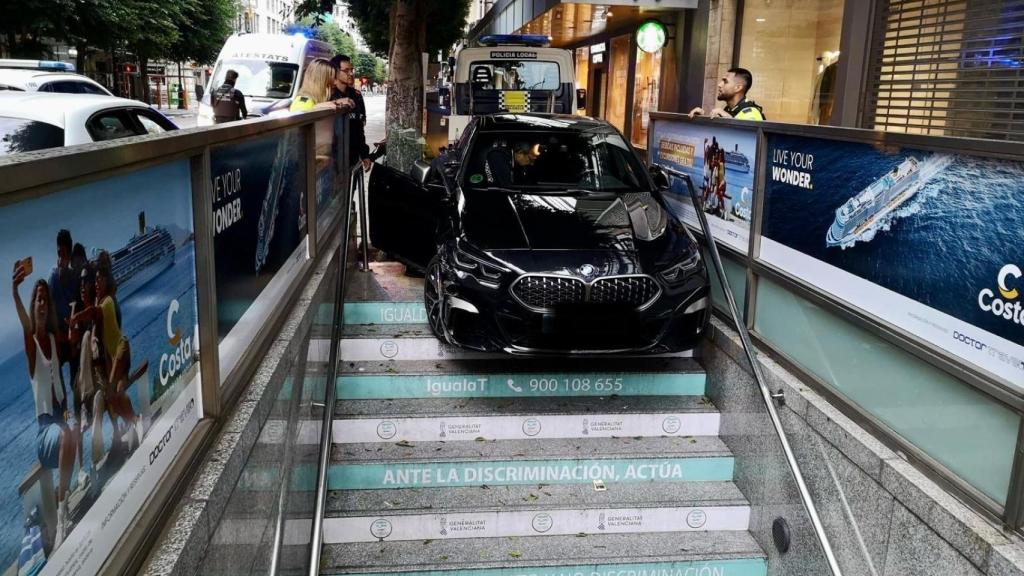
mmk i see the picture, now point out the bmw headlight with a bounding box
[659,250,701,283]
[451,241,507,285]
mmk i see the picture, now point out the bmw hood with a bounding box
[460,190,669,252]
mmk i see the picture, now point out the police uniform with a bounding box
[724,99,765,121]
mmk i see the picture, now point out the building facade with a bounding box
[470,0,1024,142]
[235,0,294,35]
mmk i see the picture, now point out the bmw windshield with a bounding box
[462,130,651,193]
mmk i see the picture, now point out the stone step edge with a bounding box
[324,505,752,544]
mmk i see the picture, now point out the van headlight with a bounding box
[197,106,214,126]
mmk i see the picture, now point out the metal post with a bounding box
[305,122,319,259]
[190,150,221,418]
[357,166,370,271]
[657,165,844,576]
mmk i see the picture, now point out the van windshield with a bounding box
[210,60,299,99]
[468,60,561,91]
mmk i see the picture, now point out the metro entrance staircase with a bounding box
[317,261,769,576]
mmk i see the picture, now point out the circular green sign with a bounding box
[469,174,484,184]
[637,20,667,53]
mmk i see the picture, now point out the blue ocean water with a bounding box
[0,244,197,568]
[762,135,1024,346]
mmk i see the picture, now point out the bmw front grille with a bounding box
[511,274,660,312]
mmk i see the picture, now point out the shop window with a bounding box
[606,34,630,132]
[631,47,662,148]
[737,0,845,124]
[575,47,589,116]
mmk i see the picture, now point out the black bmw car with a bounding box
[367,114,710,354]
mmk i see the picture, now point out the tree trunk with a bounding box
[139,55,150,103]
[384,0,425,172]
[75,44,86,76]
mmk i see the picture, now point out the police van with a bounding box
[448,34,580,142]
[198,32,333,126]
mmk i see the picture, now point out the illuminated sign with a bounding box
[637,20,667,53]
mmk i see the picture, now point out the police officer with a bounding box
[211,69,247,124]
[689,67,765,121]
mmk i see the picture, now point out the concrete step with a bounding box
[327,481,746,516]
[319,531,767,575]
[332,396,719,444]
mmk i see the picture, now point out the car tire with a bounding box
[424,255,447,342]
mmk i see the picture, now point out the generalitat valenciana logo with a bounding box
[978,264,1022,326]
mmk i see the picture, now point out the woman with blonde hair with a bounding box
[291,58,353,112]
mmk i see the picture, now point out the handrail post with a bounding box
[656,165,844,576]
[306,165,355,576]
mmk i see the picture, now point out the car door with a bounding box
[366,163,443,271]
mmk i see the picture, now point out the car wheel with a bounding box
[424,255,447,342]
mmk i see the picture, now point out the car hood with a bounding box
[461,189,669,252]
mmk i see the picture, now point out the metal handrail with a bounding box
[656,165,844,576]
[305,168,358,576]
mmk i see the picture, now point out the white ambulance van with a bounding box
[198,32,333,126]
[448,34,580,142]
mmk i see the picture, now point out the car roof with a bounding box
[0,69,105,89]
[0,92,151,128]
[474,113,617,133]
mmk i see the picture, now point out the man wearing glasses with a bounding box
[330,54,370,170]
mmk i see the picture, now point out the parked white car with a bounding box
[0,68,113,95]
[0,92,179,155]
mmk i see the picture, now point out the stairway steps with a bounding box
[335,396,715,418]
[326,481,747,515]
[333,435,732,464]
[320,531,767,575]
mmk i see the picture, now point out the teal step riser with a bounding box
[239,457,734,492]
[355,559,767,576]
[337,373,706,399]
[344,302,426,325]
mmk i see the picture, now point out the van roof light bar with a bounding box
[478,34,551,47]
[0,59,75,72]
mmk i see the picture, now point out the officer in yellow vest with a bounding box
[688,67,766,121]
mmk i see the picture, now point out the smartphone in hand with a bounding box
[17,257,33,276]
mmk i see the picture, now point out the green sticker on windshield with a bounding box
[469,174,484,184]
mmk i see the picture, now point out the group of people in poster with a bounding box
[11,229,142,561]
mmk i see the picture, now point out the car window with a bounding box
[132,110,176,134]
[78,82,109,95]
[0,84,25,91]
[0,116,64,155]
[87,109,141,141]
[463,129,649,192]
[41,80,85,94]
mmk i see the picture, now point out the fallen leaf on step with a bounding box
[396,440,415,447]
[423,540,432,545]
[509,551,521,558]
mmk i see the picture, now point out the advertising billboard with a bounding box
[760,133,1024,387]
[649,119,758,253]
[0,161,201,575]
[210,128,308,340]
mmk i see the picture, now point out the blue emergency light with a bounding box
[0,59,75,72]
[37,61,75,71]
[478,34,551,47]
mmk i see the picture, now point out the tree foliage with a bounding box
[297,16,358,58]
[342,0,469,57]
[353,52,376,81]
[168,0,235,65]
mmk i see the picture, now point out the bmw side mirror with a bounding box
[576,88,587,111]
[410,159,432,186]
[649,165,671,191]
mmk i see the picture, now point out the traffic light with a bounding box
[123,63,138,74]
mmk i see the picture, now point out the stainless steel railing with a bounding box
[657,165,844,576]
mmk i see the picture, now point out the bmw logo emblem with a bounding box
[579,264,596,277]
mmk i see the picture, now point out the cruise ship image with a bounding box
[724,144,750,173]
[110,212,176,299]
[826,154,952,248]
